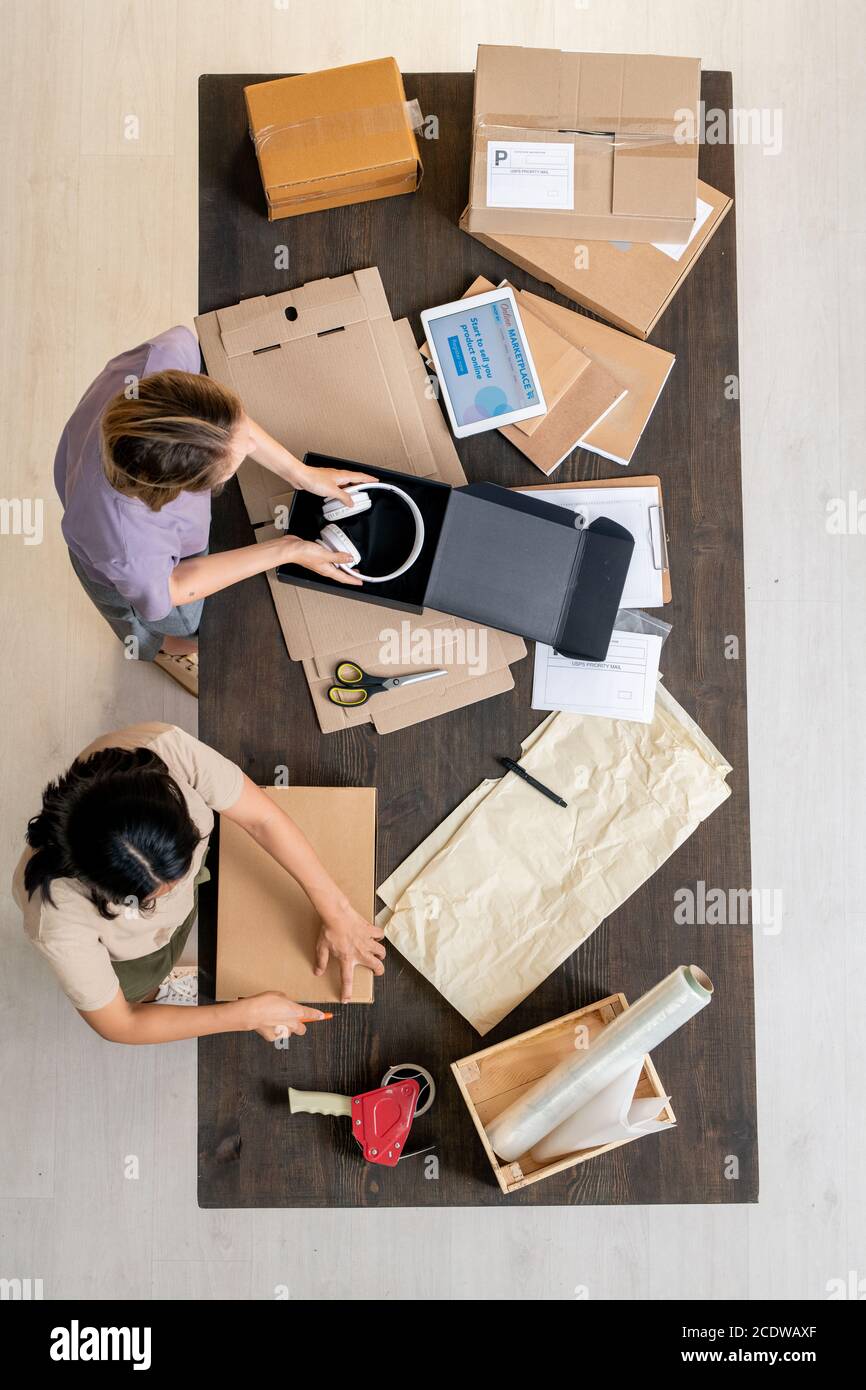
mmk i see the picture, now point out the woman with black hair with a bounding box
[12,723,385,1044]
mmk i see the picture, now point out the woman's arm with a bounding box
[245,415,376,505]
[168,532,362,606]
[80,987,327,1045]
[222,777,386,1003]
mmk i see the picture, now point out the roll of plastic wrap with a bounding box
[485,965,713,1163]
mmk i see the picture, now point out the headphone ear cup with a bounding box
[319,523,362,569]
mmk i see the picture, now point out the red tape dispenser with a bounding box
[288,1063,435,1167]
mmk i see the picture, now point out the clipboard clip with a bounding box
[649,504,669,573]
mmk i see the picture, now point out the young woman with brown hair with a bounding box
[57,326,373,694]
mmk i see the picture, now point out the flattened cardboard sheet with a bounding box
[461,179,732,339]
[422,276,626,475]
[217,786,377,1004]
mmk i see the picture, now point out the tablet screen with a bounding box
[427,295,542,428]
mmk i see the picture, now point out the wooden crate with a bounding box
[451,994,676,1195]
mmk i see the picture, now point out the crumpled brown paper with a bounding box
[377,685,732,1035]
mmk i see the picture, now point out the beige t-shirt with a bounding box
[13,723,245,1012]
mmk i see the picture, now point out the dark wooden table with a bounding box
[198,71,756,1207]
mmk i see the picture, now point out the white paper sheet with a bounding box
[652,196,714,261]
[530,1062,672,1160]
[486,140,575,210]
[532,634,663,721]
[521,485,665,609]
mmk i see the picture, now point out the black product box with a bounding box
[276,454,635,660]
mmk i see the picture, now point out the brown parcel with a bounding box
[195,270,526,734]
[461,179,732,340]
[244,57,421,221]
[217,786,377,1005]
[465,45,700,243]
[452,995,674,1194]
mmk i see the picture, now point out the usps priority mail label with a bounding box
[486,140,575,210]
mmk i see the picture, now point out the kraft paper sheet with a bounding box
[376,685,731,1035]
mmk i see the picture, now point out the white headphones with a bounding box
[319,483,426,584]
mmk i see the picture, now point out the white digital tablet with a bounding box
[421,286,547,439]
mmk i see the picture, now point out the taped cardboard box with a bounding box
[461,179,732,339]
[217,786,376,1004]
[465,45,700,244]
[244,58,422,221]
[196,269,527,734]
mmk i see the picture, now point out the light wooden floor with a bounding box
[1,0,862,1301]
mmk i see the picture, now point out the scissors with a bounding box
[328,660,447,707]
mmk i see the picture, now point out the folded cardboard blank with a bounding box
[279,455,635,662]
[465,45,701,243]
[217,786,377,1005]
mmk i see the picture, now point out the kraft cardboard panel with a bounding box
[216,786,377,1005]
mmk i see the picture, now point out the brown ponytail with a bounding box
[101,369,244,511]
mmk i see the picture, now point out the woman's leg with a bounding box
[68,549,204,663]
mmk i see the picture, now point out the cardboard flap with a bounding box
[426,487,581,644]
[216,272,387,358]
[555,517,635,660]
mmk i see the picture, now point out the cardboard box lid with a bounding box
[216,786,376,1005]
[426,483,635,659]
[461,179,732,339]
[471,45,700,224]
[244,58,421,203]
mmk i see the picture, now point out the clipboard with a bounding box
[516,474,672,604]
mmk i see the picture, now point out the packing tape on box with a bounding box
[485,965,713,1162]
[251,98,424,154]
[475,115,694,153]
[267,167,419,210]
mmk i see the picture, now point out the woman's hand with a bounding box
[238,992,329,1042]
[296,463,377,506]
[315,901,386,1003]
[275,535,364,586]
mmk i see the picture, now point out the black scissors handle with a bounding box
[328,661,387,707]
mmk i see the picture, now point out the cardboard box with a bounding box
[452,994,675,1194]
[461,179,733,339]
[216,786,377,1005]
[196,271,526,733]
[465,45,700,244]
[244,58,422,221]
[279,455,636,662]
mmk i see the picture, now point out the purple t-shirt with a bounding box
[55,326,211,622]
